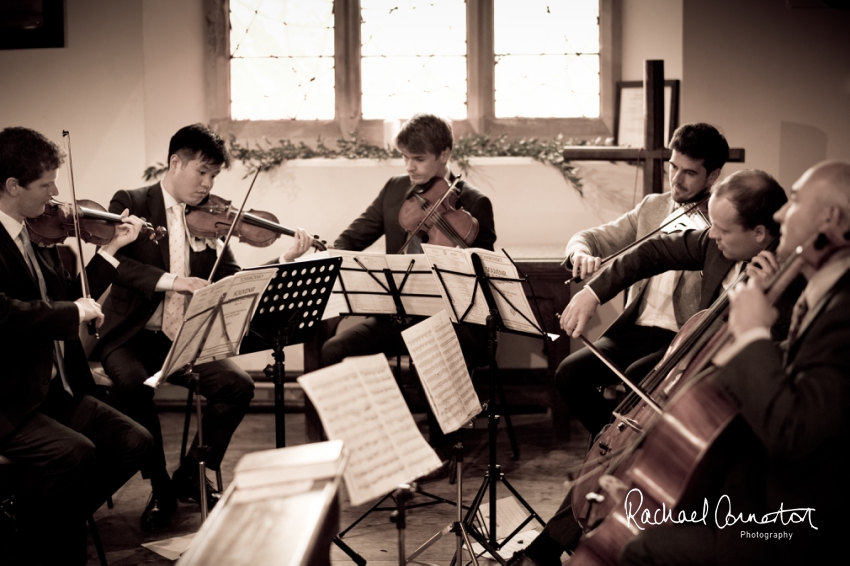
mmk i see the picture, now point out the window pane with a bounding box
[361,0,467,120]
[494,0,600,118]
[230,0,335,120]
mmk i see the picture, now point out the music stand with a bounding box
[427,249,550,559]
[242,256,342,449]
[149,268,277,521]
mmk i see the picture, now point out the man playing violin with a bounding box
[619,161,850,564]
[89,123,314,531]
[0,126,153,565]
[320,113,496,462]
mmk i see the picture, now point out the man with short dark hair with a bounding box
[90,123,312,530]
[0,126,152,565]
[557,123,730,440]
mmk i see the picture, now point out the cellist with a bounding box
[620,160,850,565]
[507,169,797,566]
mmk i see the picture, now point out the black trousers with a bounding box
[554,325,676,438]
[315,315,489,454]
[102,329,254,478]
[0,383,152,565]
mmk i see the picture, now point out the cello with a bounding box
[567,225,850,565]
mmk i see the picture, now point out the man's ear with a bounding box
[3,177,21,195]
[168,153,182,171]
[440,148,451,164]
[707,168,722,186]
[753,224,768,243]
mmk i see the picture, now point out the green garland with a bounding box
[144,134,605,195]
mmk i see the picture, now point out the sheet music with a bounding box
[421,245,543,335]
[330,250,444,317]
[401,310,482,434]
[297,354,442,506]
[150,268,277,385]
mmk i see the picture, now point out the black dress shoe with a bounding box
[172,464,222,510]
[140,490,177,531]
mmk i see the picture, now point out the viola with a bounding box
[26,198,166,247]
[396,176,478,253]
[567,226,850,565]
[185,194,327,251]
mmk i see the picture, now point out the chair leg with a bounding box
[216,469,223,492]
[180,388,194,466]
[88,515,108,566]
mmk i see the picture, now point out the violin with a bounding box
[567,226,850,565]
[397,176,478,253]
[26,199,166,247]
[185,194,327,251]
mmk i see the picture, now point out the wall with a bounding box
[682,0,850,188]
[621,0,683,81]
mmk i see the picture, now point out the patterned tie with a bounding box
[162,203,187,341]
[19,228,73,395]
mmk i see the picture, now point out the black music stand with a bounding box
[429,251,550,560]
[242,257,342,449]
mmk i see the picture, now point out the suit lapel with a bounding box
[0,224,43,295]
[146,182,170,270]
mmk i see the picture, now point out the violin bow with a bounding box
[206,168,261,283]
[62,130,98,338]
[566,193,711,284]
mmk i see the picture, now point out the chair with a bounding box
[0,454,108,566]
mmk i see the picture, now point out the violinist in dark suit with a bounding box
[319,114,496,461]
[620,160,850,565]
[89,124,313,531]
[509,169,791,566]
[0,126,152,565]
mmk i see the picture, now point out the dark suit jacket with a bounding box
[587,228,734,335]
[0,225,116,438]
[90,183,240,361]
[333,175,497,253]
[711,270,850,564]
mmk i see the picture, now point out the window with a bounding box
[210,0,617,142]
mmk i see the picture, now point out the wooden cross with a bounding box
[562,60,745,196]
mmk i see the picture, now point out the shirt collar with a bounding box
[800,248,850,310]
[0,207,25,241]
[160,181,182,211]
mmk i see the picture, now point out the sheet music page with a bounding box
[329,250,396,314]
[297,354,441,506]
[473,250,542,335]
[385,254,445,316]
[421,245,489,324]
[153,268,277,382]
[401,310,482,434]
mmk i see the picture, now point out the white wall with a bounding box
[682,0,850,188]
[621,0,683,81]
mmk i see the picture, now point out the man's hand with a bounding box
[173,277,210,295]
[101,210,145,256]
[559,287,600,338]
[281,228,315,263]
[746,249,779,290]
[571,252,602,281]
[75,297,105,327]
[728,278,777,339]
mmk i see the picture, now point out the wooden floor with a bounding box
[85,408,588,565]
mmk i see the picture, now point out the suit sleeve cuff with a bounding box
[96,249,120,268]
[155,272,178,292]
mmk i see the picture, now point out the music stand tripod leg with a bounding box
[263,331,287,448]
[186,371,209,521]
[332,536,367,566]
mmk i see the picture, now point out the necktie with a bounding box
[162,203,187,341]
[783,298,809,365]
[19,228,73,395]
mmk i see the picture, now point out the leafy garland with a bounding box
[144,134,609,195]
